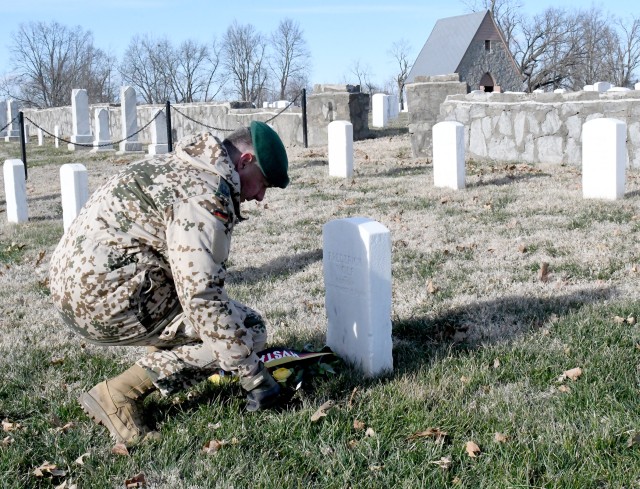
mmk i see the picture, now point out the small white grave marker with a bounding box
[92,108,113,151]
[54,125,60,148]
[323,217,393,377]
[582,118,626,200]
[593,81,612,93]
[433,121,465,190]
[372,93,389,128]
[37,127,44,146]
[148,109,168,155]
[60,164,89,231]
[3,159,28,223]
[328,121,353,178]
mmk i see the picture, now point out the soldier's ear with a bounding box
[238,152,255,169]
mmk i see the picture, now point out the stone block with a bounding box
[60,164,89,231]
[328,121,353,178]
[433,121,465,189]
[323,217,392,377]
[3,159,28,223]
[372,93,389,128]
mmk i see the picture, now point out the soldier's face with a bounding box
[238,154,270,202]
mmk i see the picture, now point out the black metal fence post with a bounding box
[301,88,308,148]
[18,111,27,180]
[165,101,173,152]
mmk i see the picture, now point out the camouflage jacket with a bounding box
[49,132,261,372]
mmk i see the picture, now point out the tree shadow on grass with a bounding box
[467,172,550,188]
[391,286,613,374]
[227,248,323,286]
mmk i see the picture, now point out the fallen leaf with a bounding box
[347,387,358,408]
[344,198,356,205]
[353,419,366,431]
[562,367,583,381]
[2,436,14,446]
[558,385,571,393]
[347,440,358,448]
[34,250,47,267]
[494,432,508,443]
[452,477,462,485]
[518,243,527,253]
[613,315,626,324]
[320,446,334,456]
[111,443,130,456]
[627,316,636,325]
[208,422,222,430]
[2,419,21,432]
[627,432,640,447]
[51,421,74,434]
[365,427,376,438]
[202,439,226,455]
[426,280,438,294]
[430,456,452,469]
[125,472,146,488]
[539,262,550,282]
[369,464,384,471]
[311,400,335,422]
[465,441,481,458]
[33,461,66,477]
[493,358,501,369]
[407,427,448,442]
[460,375,470,383]
[50,356,65,366]
[74,452,90,465]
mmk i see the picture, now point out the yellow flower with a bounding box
[273,368,293,382]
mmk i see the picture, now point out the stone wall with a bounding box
[438,90,640,167]
[457,40,522,92]
[405,75,468,157]
[20,86,370,149]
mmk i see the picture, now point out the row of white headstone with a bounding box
[1,87,169,155]
[327,118,628,200]
[2,157,394,378]
[530,81,640,94]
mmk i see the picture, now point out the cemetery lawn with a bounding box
[1,132,640,488]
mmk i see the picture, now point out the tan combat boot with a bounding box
[79,364,155,446]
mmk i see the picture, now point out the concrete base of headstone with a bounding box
[148,144,169,155]
[3,159,28,223]
[582,118,626,200]
[68,134,93,151]
[118,141,144,153]
[4,131,20,142]
[60,164,89,231]
[433,121,465,190]
[328,121,353,178]
[91,142,114,152]
[323,217,393,377]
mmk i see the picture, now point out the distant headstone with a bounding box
[323,217,393,377]
[372,93,389,128]
[23,124,29,145]
[607,87,632,92]
[60,164,89,231]
[532,89,544,93]
[275,100,289,108]
[593,81,612,93]
[92,108,113,152]
[68,89,92,151]
[388,94,399,120]
[583,85,594,91]
[54,125,60,148]
[553,88,568,93]
[3,159,28,223]
[119,86,143,153]
[37,127,44,146]
[582,118,626,200]
[0,101,7,138]
[635,82,640,91]
[433,121,465,190]
[5,99,20,142]
[148,109,168,155]
[328,120,353,178]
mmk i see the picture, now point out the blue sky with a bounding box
[1,0,636,92]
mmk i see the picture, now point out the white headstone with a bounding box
[635,82,640,91]
[372,93,389,128]
[119,86,143,152]
[0,101,7,138]
[433,121,465,190]
[275,100,289,109]
[60,164,89,231]
[582,118,626,200]
[388,94,399,120]
[68,89,92,150]
[328,121,353,178]
[3,159,28,223]
[323,217,393,377]
[92,108,113,151]
[532,89,545,93]
[37,127,44,146]
[583,85,594,91]
[553,88,568,93]
[148,109,168,155]
[23,124,29,145]
[5,99,20,141]
[262,101,270,108]
[593,81,612,93]
[54,125,60,148]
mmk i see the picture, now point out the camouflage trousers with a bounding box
[136,302,266,395]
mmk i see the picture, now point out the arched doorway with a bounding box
[479,72,496,92]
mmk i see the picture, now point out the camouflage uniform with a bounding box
[49,133,266,395]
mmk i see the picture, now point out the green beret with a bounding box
[250,121,289,188]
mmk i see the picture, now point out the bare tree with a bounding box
[388,39,412,110]
[221,22,269,106]
[6,21,116,107]
[169,39,224,103]
[269,18,310,101]
[464,0,524,47]
[347,59,377,95]
[609,15,640,87]
[119,35,174,104]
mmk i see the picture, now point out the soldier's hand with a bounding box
[240,363,282,412]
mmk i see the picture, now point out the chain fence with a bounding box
[0,114,19,135]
